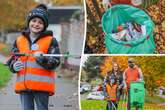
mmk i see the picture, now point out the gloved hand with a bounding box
[35,51,48,67]
[33,51,44,57]
[138,78,143,82]
[118,85,123,89]
[34,51,46,63]
[104,96,109,100]
[123,87,128,94]
[34,50,60,70]
[13,60,24,72]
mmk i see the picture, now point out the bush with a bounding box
[0,42,11,56]
[0,63,11,88]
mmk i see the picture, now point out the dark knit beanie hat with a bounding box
[26,4,49,31]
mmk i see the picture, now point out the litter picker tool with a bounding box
[122,90,128,110]
[105,97,117,110]
[11,52,81,59]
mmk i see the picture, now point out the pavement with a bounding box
[0,54,79,110]
[0,54,7,64]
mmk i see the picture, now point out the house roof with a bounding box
[48,6,83,24]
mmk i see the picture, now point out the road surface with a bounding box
[0,55,79,110]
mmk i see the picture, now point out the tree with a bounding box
[51,0,83,6]
[135,56,165,96]
[100,56,128,76]
[83,56,104,82]
[100,56,165,96]
[85,0,105,53]
[0,0,37,33]
[82,56,165,96]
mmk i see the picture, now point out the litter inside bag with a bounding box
[111,22,146,41]
[102,4,156,54]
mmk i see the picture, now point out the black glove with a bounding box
[35,52,60,70]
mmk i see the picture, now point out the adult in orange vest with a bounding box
[105,74,118,110]
[7,4,60,110]
[123,58,143,110]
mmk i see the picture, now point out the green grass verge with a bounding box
[0,42,11,56]
[0,62,11,88]
[81,98,165,110]
[145,93,165,104]
[0,45,10,56]
[81,100,107,110]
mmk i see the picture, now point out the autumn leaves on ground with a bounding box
[147,0,165,53]
[85,0,165,54]
[81,56,165,109]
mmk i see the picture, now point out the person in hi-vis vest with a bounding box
[7,4,60,110]
[123,58,143,110]
[105,74,118,110]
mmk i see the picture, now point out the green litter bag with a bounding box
[130,81,145,108]
[102,5,156,54]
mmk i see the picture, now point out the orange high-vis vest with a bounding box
[106,84,117,101]
[15,35,55,96]
[125,67,139,88]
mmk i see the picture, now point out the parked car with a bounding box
[163,90,165,95]
[86,91,105,100]
[80,84,92,94]
[92,85,103,92]
[159,87,165,95]
[80,87,85,94]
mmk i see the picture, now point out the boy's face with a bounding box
[29,17,44,34]
[110,79,115,85]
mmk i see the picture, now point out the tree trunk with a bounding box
[0,29,6,43]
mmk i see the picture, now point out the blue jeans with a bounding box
[20,91,49,110]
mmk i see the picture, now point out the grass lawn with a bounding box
[81,100,165,110]
[81,94,165,110]
[145,93,165,104]
[0,62,11,89]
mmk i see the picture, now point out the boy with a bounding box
[7,4,60,110]
[104,74,118,110]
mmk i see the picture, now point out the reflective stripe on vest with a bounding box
[17,74,55,83]
[26,61,45,69]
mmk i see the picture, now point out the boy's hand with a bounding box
[104,96,109,100]
[33,51,43,57]
[13,60,24,72]
[123,87,128,94]
[118,85,123,89]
